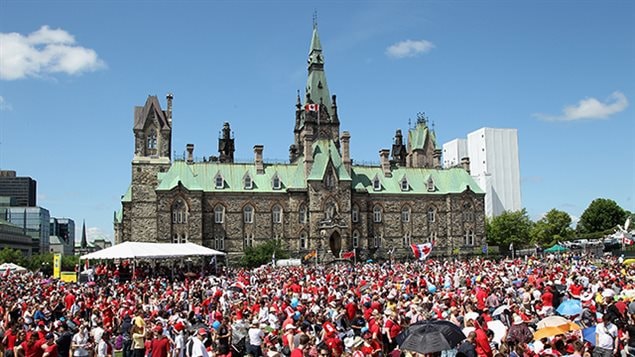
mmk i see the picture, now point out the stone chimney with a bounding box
[379,149,392,177]
[166,93,173,126]
[461,157,471,174]
[303,127,314,178]
[341,131,351,174]
[254,145,264,174]
[433,149,442,169]
[186,144,194,163]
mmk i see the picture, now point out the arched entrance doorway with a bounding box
[329,231,342,257]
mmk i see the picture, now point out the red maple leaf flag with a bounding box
[304,103,319,112]
[342,250,355,260]
[410,243,433,260]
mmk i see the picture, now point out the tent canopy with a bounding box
[0,262,28,272]
[544,244,569,253]
[80,242,226,260]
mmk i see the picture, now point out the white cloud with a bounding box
[0,25,106,80]
[76,226,113,243]
[0,96,12,111]
[534,91,629,121]
[386,39,434,59]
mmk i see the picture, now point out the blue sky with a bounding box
[1,0,633,242]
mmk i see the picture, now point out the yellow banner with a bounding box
[53,254,61,278]
[60,271,77,283]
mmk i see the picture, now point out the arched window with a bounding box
[428,231,437,244]
[215,174,224,189]
[172,199,187,224]
[214,205,224,224]
[351,204,359,223]
[401,206,411,223]
[372,176,381,191]
[244,205,254,223]
[400,176,409,191]
[244,175,253,190]
[172,234,187,244]
[373,205,382,223]
[147,131,157,150]
[272,205,282,224]
[427,207,436,223]
[427,177,435,192]
[402,232,412,246]
[464,230,475,246]
[352,231,360,248]
[299,232,308,250]
[373,234,382,248]
[299,204,308,224]
[215,234,225,250]
[462,202,474,221]
[272,174,282,190]
[244,233,253,248]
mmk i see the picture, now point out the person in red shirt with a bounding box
[473,320,493,357]
[149,327,170,357]
[290,334,309,357]
[64,293,76,313]
[541,285,554,316]
[3,325,19,351]
[43,334,58,357]
[15,333,45,357]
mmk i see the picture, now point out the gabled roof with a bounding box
[121,185,132,203]
[308,140,352,181]
[351,166,483,195]
[408,121,439,151]
[133,96,169,131]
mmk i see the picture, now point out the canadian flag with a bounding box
[411,243,433,261]
[304,103,319,112]
[624,236,634,246]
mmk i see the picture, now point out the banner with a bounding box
[342,250,355,260]
[53,253,62,279]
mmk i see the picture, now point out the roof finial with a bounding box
[313,10,318,29]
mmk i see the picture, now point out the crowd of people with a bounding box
[1,252,635,357]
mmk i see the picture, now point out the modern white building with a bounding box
[443,127,521,217]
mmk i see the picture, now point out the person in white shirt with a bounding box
[172,323,185,357]
[247,320,264,357]
[190,328,209,357]
[595,315,618,357]
[96,331,109,357]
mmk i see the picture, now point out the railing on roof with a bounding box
[353,160,380,167]
[173,155,291,165]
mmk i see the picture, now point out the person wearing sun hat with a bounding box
[189,328,208,357]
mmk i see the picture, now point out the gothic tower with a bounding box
[126,94,173,242]
[293,23,341,161]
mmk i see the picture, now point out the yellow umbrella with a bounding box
[624,258,635,266]
[536,316,571,329]
[533,321,581,340]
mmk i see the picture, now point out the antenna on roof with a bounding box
[313,10,318,29]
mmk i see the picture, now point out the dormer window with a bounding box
[244,174,253,190]
[325,172,335,189]
[372,176,381,191]
[427,177,435,192]
[272,174,282,190]
[214,173,224,189]
[400,176,409,191]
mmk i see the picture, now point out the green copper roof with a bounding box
[115,209,122,223]
[305,27,332,114]
[409,123,430,150]
[308,140,351,181]
[156,160,307,193]
[121,185,132,202]
[351,166,483,194]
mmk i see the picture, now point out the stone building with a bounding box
[114,25,486,261]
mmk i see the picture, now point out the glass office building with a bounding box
[6,207,50,254]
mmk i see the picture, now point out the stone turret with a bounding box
[254,145,264,174]
[380,149,392,177]
[341,131,351,174]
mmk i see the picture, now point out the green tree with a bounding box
[531,209,574,246]
[486,209,533,251]
[576,198,627,234]
[0,247,26,266]
[240,238,289,268]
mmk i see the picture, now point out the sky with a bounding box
[0,0,633,243]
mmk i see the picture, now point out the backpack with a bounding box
[114,335,124,350]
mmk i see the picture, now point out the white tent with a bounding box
[0,262,28,273]
[80,242,226,260]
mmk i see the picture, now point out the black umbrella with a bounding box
[398,320,466,354]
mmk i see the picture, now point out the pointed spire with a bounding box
[305,23,332,113]
[81,220,87,249]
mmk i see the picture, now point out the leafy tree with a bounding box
[576,198,627,234]
[531,209,574,246]
[486,209,533,251]
[240,238,289,268]
[0,247,26,267]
